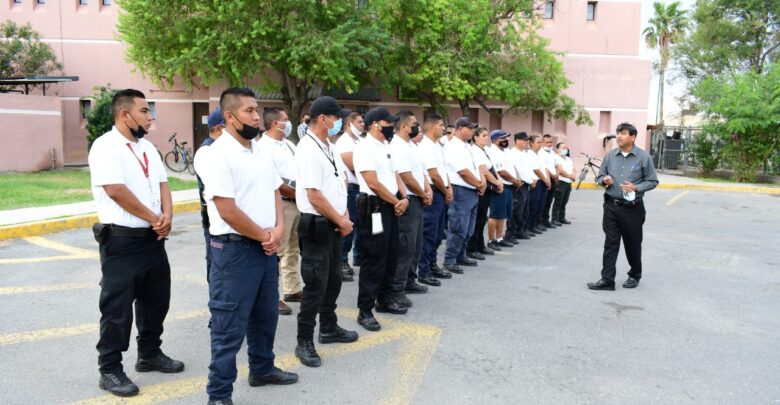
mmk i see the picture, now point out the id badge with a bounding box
[338,179,347,195]
[371,212,383,235]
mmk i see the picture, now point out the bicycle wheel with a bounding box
[164,150,186,172]
[186,157,196,175]
[576,167,588,190]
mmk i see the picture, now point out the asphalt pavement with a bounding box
[0,188,778,405]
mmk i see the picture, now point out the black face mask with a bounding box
[409,125,419,138]
[304,118,311,125]
[380,125,395,142]
[232,116,260,140]
[499,140,509,148]
[126,115,147,139]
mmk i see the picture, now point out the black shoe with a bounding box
[527,228,540,235]
[442,264,464,274]
[248,367,299,386]
[432,266,453,278]
[535,225,547,233]
[467,252,485,260]
[341,270,355,282]
[551,220,562,226]
[99,371,139,397]
[587,279,616,291]
[543,221,555,228]
[478,247,495,255]
[486,241,502,251]
[341,262,355,276]
[208,399,234,405]
[559,219,572,225]
[623,277,640,289]
[505,238,520,245]
[517,232,531,240]
[497,239,514,248]
[418,276,441,287]
[405,281,428,294]
[376,299,408,314]
[353,258,363,267]
[135,352,185,373]
[318,325,359,344]
[456,258,477,267]
[295,340,321,367]
[392,293,413,308]
[283,291,303,302]
[279,300,293,316]
[357,310,381,331]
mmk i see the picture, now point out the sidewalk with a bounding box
[1,174,778,240]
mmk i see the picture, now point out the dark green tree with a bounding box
[0,20,62,91]
[86,85,116,150]
[643,1,688,125]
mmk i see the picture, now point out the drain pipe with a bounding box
[51,148,56,170]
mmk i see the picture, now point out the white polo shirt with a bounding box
[418,135,449,187]
[354,133,398,196]
[390,136,426,195]
[471,144,493,171]
[444,137,479,189]
[492,147,515,185]
[509,148,535,183]
[334,131,360,185]
[253,132,297,185]
[541,148,558,176]
[88,126,167,228]
[198,131,282,235]
[555,154,575,184]
[295,132,348,216]
[531,150,548,181]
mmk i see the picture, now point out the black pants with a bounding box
[601,198,646,282]
[542,180,557,222]
[97,230,171,374]
[551,181,572,222]
[357,197,399,311]
[467,191,491,253]
[297,214,342,341]
[506,185,529,238]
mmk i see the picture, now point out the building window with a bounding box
[79,0,88,4]
[599,111,612,134]
[101,0,110,5]
[148,102,157,120]
[531,110,544,134]
[37,0,46,4]
[587,2,597,21]
[13,0,23,4]
[80,99,92,119]
[544,1,554,19]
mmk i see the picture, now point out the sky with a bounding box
[639,0,696,123]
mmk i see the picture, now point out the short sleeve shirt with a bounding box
[541,149,558,175]
[88,126,167,228]
[471,144,492,170]
[390,136,426,194]
[295,132,348,215]
[418,135,449,187]
[354,134,398,196]
[198,131,283,235]
[254,132,297,182]
[334,132,360,184]
[444,137,479,189]
[555,154,574,183]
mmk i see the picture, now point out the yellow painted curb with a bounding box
[0,200,200,241]
[574,182,780,194]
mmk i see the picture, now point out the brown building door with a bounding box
[193,102,210,151]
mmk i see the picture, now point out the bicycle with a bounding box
[576,152,601,190]
[163,133,195,175]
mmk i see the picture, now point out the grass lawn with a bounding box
[0,169,197,210]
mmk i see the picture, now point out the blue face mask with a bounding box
[327,117,343,136]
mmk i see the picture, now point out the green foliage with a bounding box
[694,62,780,182]
[86,85,117,150]
[643,1,688,124]
[691,130,724,176]
[0,20,62,90]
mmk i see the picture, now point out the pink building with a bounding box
[0,0,649,171]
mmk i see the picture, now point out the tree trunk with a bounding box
[458,99,471,117]
[658,67,665,126]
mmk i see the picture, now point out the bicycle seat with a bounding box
[181,141,188,145]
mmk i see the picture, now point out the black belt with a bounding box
[108,224,156,238]
[453,184,477,192]
[605,196,643,207]
[281,196,295,202]
[211,233,258,244]
[348,183,360,190]
[360,193,389,206]
[408,194,422,200]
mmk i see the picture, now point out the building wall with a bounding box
[2,0,649,169]
[0,94,64,171]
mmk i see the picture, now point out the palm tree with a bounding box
[644,1,688,126]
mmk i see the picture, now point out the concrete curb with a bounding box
[0,200,200,241]
[575,182,780,194]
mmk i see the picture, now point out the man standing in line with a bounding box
[442,117,485,274]
[540,134,560,229]
[506,132,535,241]
[417,113,453,286]
[334,111,365,281]
[254,107,301,316]
[353,107,409,331]
[196,108,224,282]
[88,89,184,397]
[486,130,521,249]
[199,88,298,405]
[293,96,359,368]
[525,135,551,235]
[389,110,432,308]
[588,123,658,291]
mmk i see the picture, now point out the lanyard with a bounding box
[307,134,338,177]
[126,143,149,178]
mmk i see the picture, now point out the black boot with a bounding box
[295,339,322,367]
[99,371,139,397]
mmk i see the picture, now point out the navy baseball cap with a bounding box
[490,130,509,141]
[364,107,399,127]
[207,108,224,128]
[454,117,478,129]
[514,131,529,141]
[309,96,351,119]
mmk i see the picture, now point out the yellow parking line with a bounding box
[665,190,690,206]
[0,282,95,295]
[379,325,442,405]
[0,236,98,265]
[0,310,208,346]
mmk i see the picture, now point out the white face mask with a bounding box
[349,122,361,137]
[281,121,292,137]
[560,149,569,157]
[544,146,553,152]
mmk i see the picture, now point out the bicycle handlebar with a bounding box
[580,152,602,161]
[168,133,177,142]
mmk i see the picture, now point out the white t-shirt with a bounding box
[555,154,575,184]
[418,135,449,187]
[444,137,479,189]
[390,136,426,195]
[531,150,548,182]
[354,134,398,196]
[541,148,558,176]
[197,131,283,235]
[471,144,493,170]
[88,126,167,228]
[253,132,297,183]
[508,148,534,183]
[334,131,361,185]
[295,132,348,215]
[493,147,515,185]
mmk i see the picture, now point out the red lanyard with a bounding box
[126,143,149,178]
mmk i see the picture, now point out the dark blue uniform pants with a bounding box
[206,236,279,401]
[444,185,478,266]
[341,183,362,265]
[419,190,447,278]
[526,183,547,231]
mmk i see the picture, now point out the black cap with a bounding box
[514,131,529,141]
[454,117,478,129]
[364,107,399,126]
[309,96,350,119]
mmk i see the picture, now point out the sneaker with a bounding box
[99,371,139,397]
